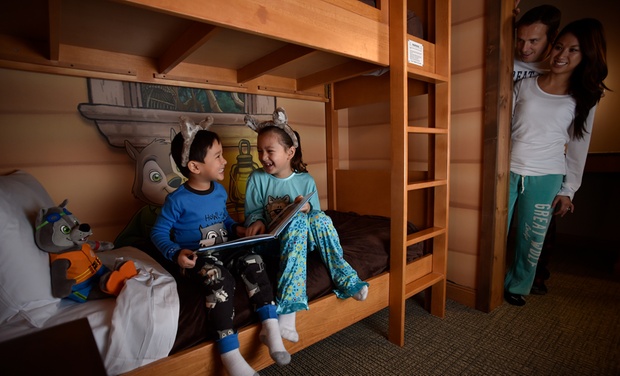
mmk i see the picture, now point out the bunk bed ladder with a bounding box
[388,0,451,347]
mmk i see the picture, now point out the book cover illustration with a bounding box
[196,191,316,253]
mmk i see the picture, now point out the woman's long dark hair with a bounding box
[559,18,610,140]
[258,126,308,173]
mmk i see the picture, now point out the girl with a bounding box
[151,117,290,376]
[505,18,609,306]
[244,108,369,343]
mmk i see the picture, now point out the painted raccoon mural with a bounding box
[115,129,185,249]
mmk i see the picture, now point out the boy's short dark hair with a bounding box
[516,5,561,43]
[171,130,220,178]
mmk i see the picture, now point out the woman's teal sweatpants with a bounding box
[505,172,563,295]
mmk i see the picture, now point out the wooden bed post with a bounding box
[477,0,514,312]
[428,0,450,319]
[388,0,408,347]
[325,84,339,210]
[388,0,451,347]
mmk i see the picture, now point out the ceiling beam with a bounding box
[48,0,61,61]
[158,22,219,74]
[237,44,316,83]
[297,60,379,91]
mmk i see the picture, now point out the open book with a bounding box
[196,191,316,253]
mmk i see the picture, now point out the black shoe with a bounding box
[530,281,548,295]
[504,291,526,306]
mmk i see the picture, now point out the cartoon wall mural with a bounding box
[126,130,184,207]
[114,131,183,249]
[78,78,274,248]
[228,139,260,213]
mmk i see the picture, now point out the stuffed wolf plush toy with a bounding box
[35,199,137,302]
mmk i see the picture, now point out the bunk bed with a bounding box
[0,0,450,374]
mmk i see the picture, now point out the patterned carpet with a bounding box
[261,243,620,375]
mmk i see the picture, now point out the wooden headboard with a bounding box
[335,169,391,216]
[335,169,428,227]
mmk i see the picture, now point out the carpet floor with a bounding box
[261,240,620,375]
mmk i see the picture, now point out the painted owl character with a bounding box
[35,200,137,302]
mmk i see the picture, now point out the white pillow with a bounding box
[0,170,60,327]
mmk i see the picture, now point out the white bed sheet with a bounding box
[0,246,179,375]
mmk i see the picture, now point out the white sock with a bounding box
[278,312,299,343]
[260,318,291,366]
[353,285,369,301]
[220,349,259,376]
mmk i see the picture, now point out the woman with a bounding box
[505,18,609,306]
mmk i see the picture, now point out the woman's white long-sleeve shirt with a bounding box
[511,77,596,200]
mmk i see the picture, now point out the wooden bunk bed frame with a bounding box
[0,0,450,374]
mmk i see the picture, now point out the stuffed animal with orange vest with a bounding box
[34,199,137,302]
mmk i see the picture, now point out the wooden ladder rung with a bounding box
[404,272,445,299]
[407,179,448,190]
[407,126,449,134]
[406,226,446,246]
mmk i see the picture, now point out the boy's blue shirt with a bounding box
[151,182,237,261]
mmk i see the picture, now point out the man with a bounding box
[513,4,561,81]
